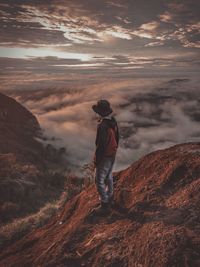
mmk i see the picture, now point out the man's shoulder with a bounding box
[98,116,118,129]
[97,118,105,127]
[98,120,108,129]
[105,116,118,126]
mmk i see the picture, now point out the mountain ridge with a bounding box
[0,142,199,267]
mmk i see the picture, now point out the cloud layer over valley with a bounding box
[3,75,200,172]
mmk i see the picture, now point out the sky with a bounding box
[0,0,200,172]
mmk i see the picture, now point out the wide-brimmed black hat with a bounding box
[92,99,113,117]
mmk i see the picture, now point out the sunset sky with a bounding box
[0,0,200,171]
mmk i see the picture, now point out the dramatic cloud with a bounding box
[0,0,199,52]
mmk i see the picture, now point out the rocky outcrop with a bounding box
[0,92,40,133]
[0,92,42,165]
[0,143,199,267]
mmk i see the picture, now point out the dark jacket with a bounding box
[94,116,119,166]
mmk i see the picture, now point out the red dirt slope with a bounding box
[0,143,200,267]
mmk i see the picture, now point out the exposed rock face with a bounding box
[0,143,199,267]
[0,93,67,224]
[0,92,40,131]
[0,92,42,164]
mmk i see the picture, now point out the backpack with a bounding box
[105,126,118,156]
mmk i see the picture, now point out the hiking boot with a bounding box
[99,201,111,215]
[89,202,110,217]
[101,201,111,209]
[108,195,116,207]
[109,195,119,209]
[109,195,114,203]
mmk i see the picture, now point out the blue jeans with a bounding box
[95,155,115,203]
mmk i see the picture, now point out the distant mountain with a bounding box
[0,93,69,224]
[0,142,199,267]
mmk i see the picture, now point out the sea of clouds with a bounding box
[8,75,199,173]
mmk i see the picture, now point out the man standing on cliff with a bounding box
[92,100,119,211]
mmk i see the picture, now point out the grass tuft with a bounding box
[0,193,68,249]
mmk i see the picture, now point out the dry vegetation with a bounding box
[0,173,84,250]
[0,143,199,267]
[0,154,68,224]
[0,201,60,250]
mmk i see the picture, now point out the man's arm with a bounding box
[94,124,108,166]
